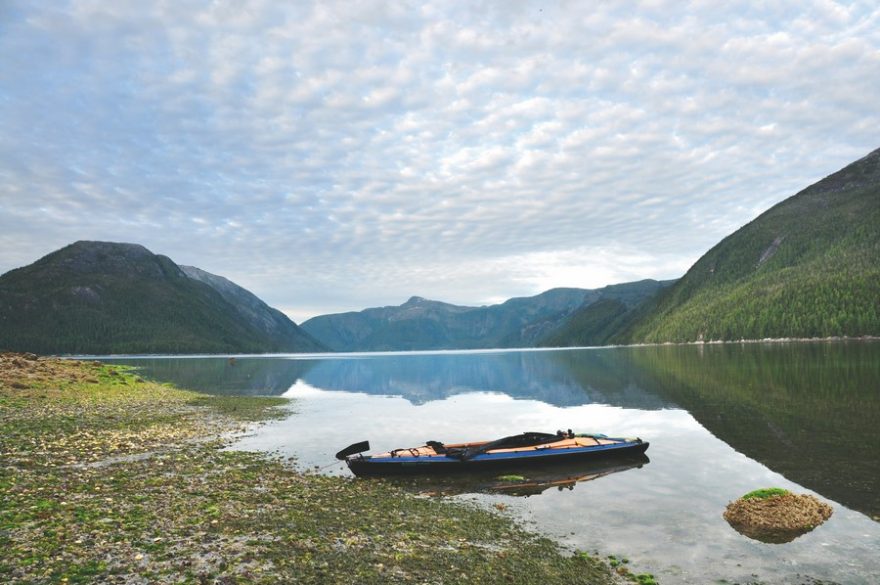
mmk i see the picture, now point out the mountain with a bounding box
[301,282,669,352]
[540,280,675,347]
[543,148,880,347]
[613,147,880,343]
[0,241,325,354]
[178,265,311,349]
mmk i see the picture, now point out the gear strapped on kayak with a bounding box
[336,429,649,476]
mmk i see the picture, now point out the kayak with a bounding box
[336,430,649,477]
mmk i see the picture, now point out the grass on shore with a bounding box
[0,353,629,584]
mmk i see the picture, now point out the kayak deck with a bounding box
[374,434,620,458]
[344,432,649,476]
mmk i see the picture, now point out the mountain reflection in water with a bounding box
[109,350,674,409]
[105,342,880,518]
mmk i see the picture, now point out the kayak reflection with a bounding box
[383,454,650,498]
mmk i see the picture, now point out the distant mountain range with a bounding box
[306,147,879,350]
[3,148,877,354]
[301,280,671,352]
[0,241,325,354]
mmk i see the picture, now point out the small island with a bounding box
[724,487,833,544]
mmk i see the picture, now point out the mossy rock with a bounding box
[724,488,833,543]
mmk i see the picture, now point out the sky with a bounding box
[1,1,878,323]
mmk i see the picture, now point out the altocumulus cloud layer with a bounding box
[1,1,878,321]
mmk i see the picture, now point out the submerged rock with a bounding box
[723,489,833,544]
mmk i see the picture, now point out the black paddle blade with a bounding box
[335,441,370,460]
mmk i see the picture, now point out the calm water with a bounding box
[102,343,880,585]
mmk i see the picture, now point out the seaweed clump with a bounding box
[723,488,833,543]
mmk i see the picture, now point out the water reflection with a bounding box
[100,344,880,584]
[235,384,878,585]
[388,455,650,498]
[108,350,674,408]
[304,351,672,408]
[104,342,880,517]
[724,513,827,545]
[625,342,880,519]
[106,356,314,395]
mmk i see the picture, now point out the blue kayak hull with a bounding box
[347,439,649,477]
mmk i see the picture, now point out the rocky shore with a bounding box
[0,353,631,584]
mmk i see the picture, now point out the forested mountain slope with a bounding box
[619,148,880,342]
[0,241,325,354]
[540,281,675,347]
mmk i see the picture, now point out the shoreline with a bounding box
[52,334,880,360]
[0,353,641,584]
[610,334,880,349]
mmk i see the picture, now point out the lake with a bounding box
[101,342,880,584]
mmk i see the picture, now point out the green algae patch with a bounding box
[187,395,292,421]
[741,487,790,501]
[1,353,623,584]
[496,474,527,482]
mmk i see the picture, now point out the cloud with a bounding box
[1,1,878,320]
